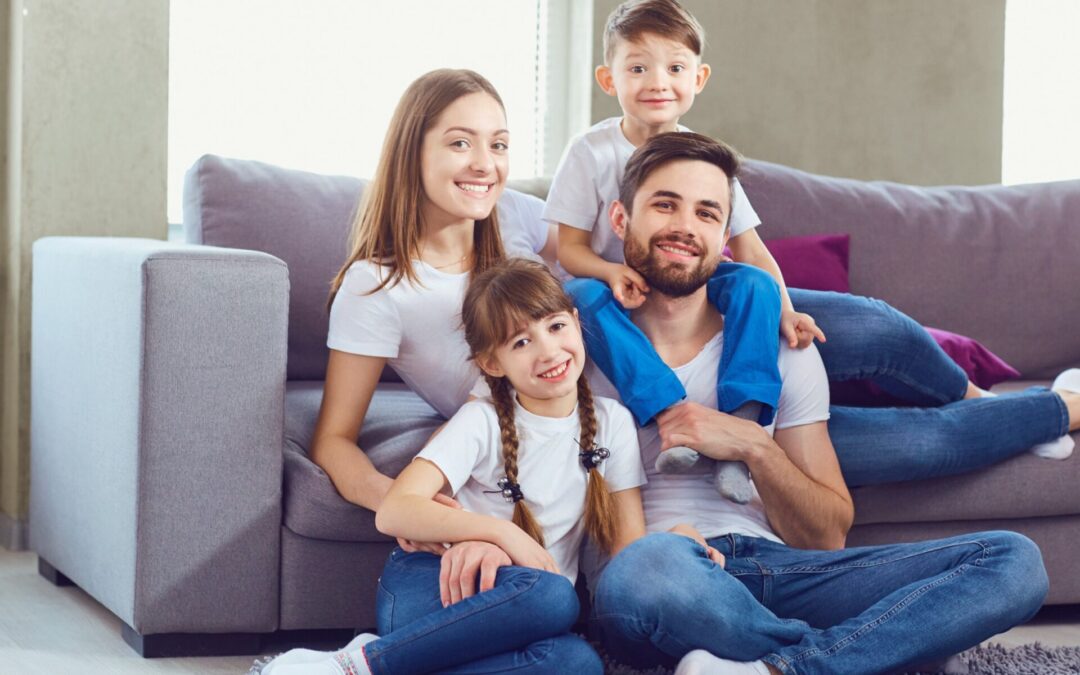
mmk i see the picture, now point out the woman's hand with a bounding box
[496,521,560,575]
[669,523,725,567]
[396,493,463,555]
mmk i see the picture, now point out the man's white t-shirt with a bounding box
[417,396,647,583]
[328,260,475,419]
[589,333,830,543]
[543,117,761,265]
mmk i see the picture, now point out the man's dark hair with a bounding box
[619,131,742,224]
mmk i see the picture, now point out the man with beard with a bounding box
[580,132,1048,675]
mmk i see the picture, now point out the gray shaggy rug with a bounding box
[598,642,1080,674]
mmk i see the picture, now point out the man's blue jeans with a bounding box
[573,284,1070,486]
[594,532,1048,675]
[366,548,601,674]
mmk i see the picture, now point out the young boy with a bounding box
[545,0,823,503]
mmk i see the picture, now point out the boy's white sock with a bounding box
[254,633,377,675]
[675,649,771,675]
[1030,368,1080,460]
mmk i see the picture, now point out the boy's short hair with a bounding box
[603,0,706,64]
[619,132,741,226]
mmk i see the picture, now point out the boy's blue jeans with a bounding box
[366,548,601,674]
[571,280,1070,485]
[594,531,1048,675]
[568,263,784,427]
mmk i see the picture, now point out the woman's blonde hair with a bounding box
[462,259,620,553]
[329,69,507,302]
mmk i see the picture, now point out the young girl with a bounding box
[261,259,691,674]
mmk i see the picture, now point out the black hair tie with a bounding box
[492,477,524,503]
[579,445,611,471]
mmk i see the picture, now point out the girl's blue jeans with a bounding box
[571,281,1070,487]
[366,548,601,674]
[594,531,1048,675]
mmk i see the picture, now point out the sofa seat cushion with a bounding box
[282,381,444,543]
[852,431,1080,525]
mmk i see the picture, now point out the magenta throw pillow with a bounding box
[764,234,850,293]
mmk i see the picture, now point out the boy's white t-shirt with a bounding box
[543,117,761,265]
[418,396,647,583]
[327,260,476,419]
[588,334,830,543]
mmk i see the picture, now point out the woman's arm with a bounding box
[376,459,559,573]
[310,350,394,512]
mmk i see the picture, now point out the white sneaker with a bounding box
[255,633,377,675]
[675,649,771,675]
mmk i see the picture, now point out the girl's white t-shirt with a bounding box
[417,396,647,583]
[327,260,476,419]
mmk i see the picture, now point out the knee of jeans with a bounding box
[595,533,695,618]
[509,568,581,634]
[987,531,1049,618]
[565,277,613,314]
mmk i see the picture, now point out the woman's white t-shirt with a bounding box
[417,396,647,583]
[327,260,475,419]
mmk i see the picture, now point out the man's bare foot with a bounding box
[963,380,994,399]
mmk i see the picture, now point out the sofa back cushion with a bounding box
[183,154,548,381]
[740,159,1080,378]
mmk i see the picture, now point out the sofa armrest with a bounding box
[30,237,289,635]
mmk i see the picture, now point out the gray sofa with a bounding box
[30,154,1080,657]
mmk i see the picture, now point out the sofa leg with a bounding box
[38,557,74,587]
[122,624,263,658]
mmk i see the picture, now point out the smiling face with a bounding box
[596,33,710,138]
[419,92,509,230]
[479,311,586,417]
[613,158,731,297]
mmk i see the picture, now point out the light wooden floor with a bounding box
[2,548,1078,673]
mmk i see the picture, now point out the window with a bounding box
[168,0,588,225]
[1002,0,1080,184]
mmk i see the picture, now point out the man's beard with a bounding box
[623,229,719,298]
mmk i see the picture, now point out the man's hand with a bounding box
[396,493,463,555]
[438,541,512,607]
[780,309,826,349]
[656,402,767,462]
[668,523,725,567]
[606,263,650,309]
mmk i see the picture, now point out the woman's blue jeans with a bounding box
[366,548,601,674]
[572,283,1070,487]
[594,532,1048,675]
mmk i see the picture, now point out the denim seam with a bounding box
[366,570,546,672]
[762,539,991,574]
[783,539,992,668]
[828,364,958,405]
[1051,389,1070,437]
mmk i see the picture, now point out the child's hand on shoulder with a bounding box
[605,263,650,309]
[668,523,725,567]
[497,521,560,575]
[781,309,826,349]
